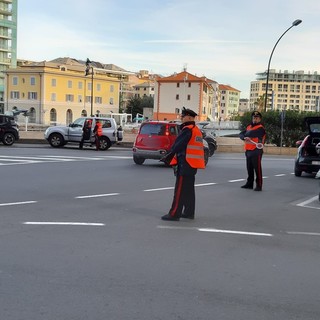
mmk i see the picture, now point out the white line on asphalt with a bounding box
[228,179,245,183]
[23,222,105,226]
[158,225,273,237]
[0,201,37,207]
[275,174,286,177]
[144,187,174,192]
[198,228,273,237]
[75,193,120,199]
[195,182,217,187]
[286,231,320,236]
[296,196,319,208]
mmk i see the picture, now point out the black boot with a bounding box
[241,184,253,189]
[161,214,180,221]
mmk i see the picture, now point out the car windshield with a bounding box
[140,124,167,135]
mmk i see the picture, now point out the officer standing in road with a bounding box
[239,111,266,191]
[93,119,103,151]
[160,107,205,221]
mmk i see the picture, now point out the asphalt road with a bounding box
[1,145,320,320]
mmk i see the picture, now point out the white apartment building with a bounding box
[153,71,215,122]
[250,69,320,111]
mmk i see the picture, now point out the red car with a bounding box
[132,121,209,165]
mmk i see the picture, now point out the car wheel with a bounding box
[2,132,15,146]
[294,164,302,177]
[49,133,64,147]
[208,142,216,156]
[133,155,145,165]
[99,137,111,150]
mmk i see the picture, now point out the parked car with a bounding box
[294,117,320,176]
[132,121,210,166]
[196,122,217,156]
[0,114,19,146]
[44,117,123,150]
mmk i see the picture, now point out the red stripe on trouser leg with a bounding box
[257,154,262,187]
[170,176,183,217]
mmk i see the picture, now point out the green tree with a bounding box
[253,95,266,112]
[126,96,143,118]
[240,110,320,147]
[140,96,154,109]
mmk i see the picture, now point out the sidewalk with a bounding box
[17,130,297,155]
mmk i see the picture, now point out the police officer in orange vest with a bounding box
[160,107,205,221]
[239,111,266,191]
[93,119,103,151]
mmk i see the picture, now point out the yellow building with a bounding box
[4,58,122,125]
[218,84,240,120]
[250,69,320,112]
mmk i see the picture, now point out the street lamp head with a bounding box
[292,19,302,26]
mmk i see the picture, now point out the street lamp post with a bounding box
[85,58,94,116]
[264,19,302,112]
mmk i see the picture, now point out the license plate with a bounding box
[312,161,320,165]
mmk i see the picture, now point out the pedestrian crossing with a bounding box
[0,155,132,166]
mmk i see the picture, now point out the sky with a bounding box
[17,0,320,99]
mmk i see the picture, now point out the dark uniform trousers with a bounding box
[245,150,263,188]
[168,175,195,218]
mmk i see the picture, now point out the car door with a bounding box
[67,118,86,142]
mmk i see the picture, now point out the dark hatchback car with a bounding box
[294,117,320,176]
[132,121,210,166]
[0,114,19,146]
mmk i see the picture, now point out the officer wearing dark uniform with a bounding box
[160,107,205,221]
[239,111,266,191]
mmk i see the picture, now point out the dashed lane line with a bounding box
[75,193,120,199]
[23,222,105,226]
[0,201,37,207]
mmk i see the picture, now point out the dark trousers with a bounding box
[168,175,195,218]
[95,135,100,150]
[245,151,263,188]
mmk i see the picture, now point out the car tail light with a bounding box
[165,125,169,136]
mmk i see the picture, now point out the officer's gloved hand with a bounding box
[159,152,174,165]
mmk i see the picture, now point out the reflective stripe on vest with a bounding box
[244,124,265,151]
[170,124,205,169]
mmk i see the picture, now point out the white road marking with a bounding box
[296,196,319,208]
[198,228,273,237]
[228,179,245,183]
[75,193,120,199]
[23,222,105,226]
[158,225,273,237]
[0,201,37,207]
[275,174,286,177]
[195,182,217,187]
[144,187,174,192]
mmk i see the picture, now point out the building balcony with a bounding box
[0,9,12,16]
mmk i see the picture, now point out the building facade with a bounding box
[4,58,122,125]
[218,84,240,120]
[0,0,17,110]
[250,69,320,112]
[153,70,214,121]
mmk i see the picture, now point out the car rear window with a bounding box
[310,123,320,133]
[140,124,167,135]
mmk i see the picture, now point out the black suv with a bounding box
[0,114,19,146]
[295,117,320,176]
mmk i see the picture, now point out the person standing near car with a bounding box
[160,107,205,221]
[239,111,266,191]
[93,119,103,151]
[79,118,93,149]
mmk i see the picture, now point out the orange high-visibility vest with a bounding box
[96,122,103,136]
[244,124,265,151]
[170,124,205,169]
